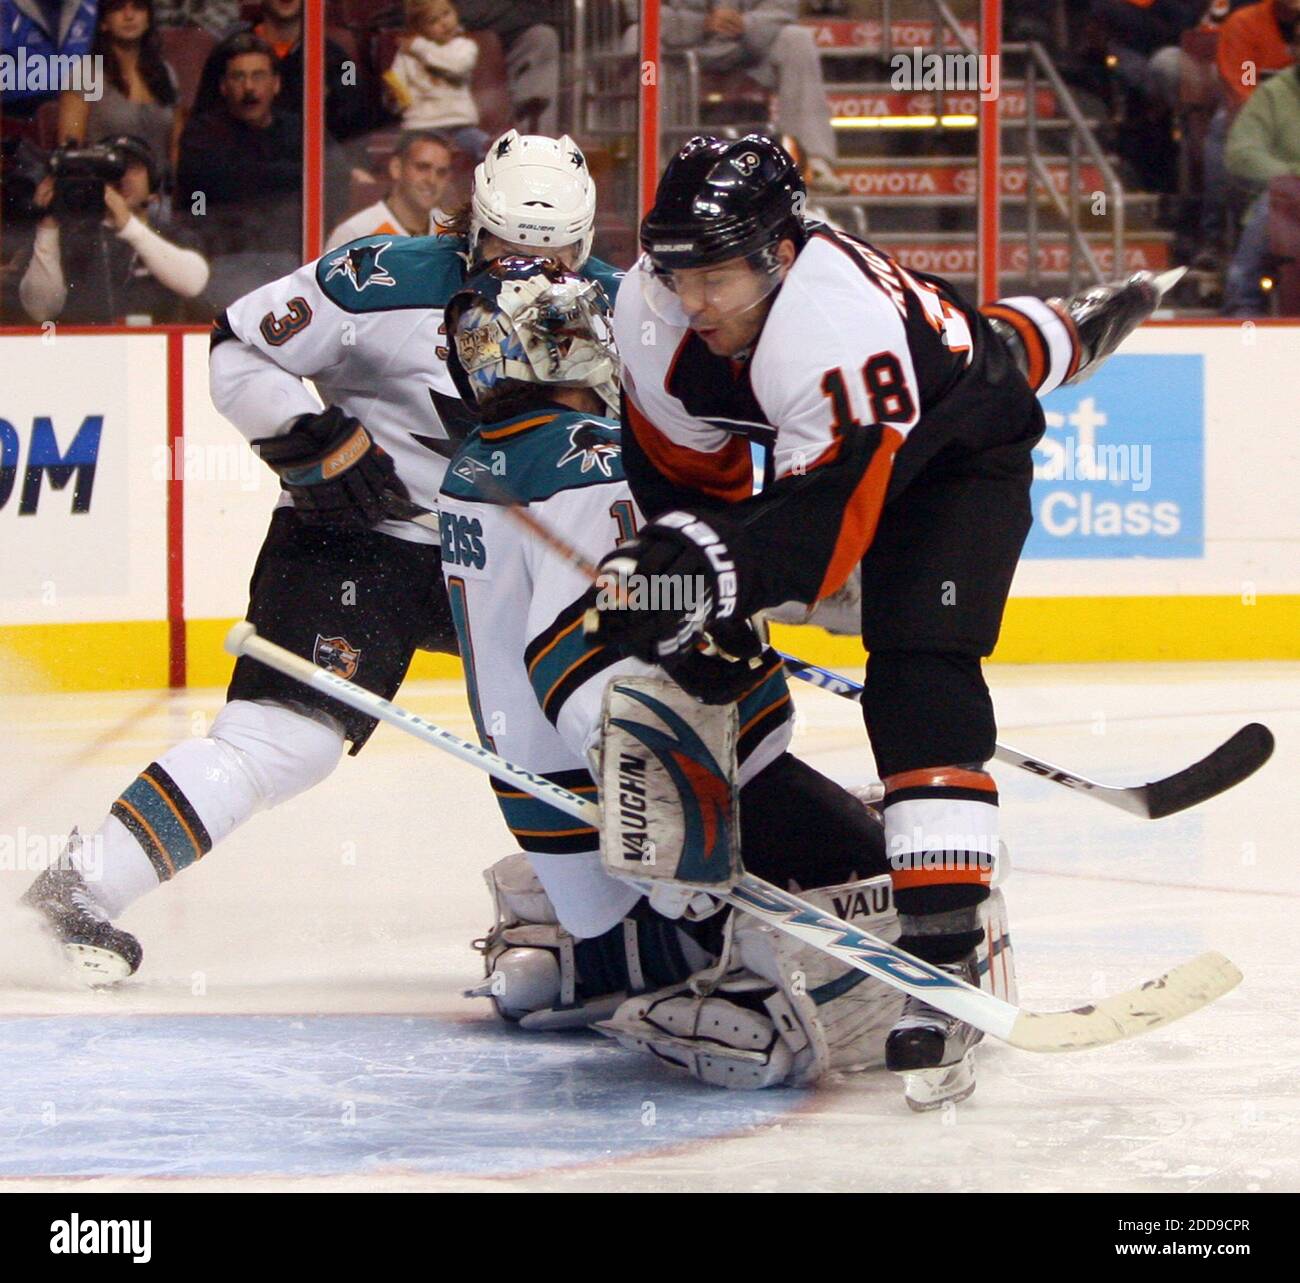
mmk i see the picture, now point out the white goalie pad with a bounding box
[599,677,742,893]
[598,880,1019,1090]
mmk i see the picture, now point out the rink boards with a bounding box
[1,323,1298,691]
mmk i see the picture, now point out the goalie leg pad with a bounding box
[599,873,904,1088]
[599,677,742,893]
[468,853,714,1029]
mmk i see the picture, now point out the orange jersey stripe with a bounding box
[625,395,753,504]
[815,424,903,600]
[982,303,1047,391]
[1044,296,1083,382]
[480,414,557,442]
[890,864,993,891]
[884,766,997,794]
[739,690,791,739]
[526,615,584,677]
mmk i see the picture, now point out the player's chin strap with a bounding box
[225,622,1243,1057]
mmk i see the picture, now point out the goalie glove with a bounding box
[586,510,746,662]
[254,406,408,528]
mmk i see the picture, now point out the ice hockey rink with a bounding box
[1,661,1295,1194]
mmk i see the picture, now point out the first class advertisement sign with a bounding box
[1024,355,1206,560]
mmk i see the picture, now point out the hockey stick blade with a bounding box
[1007,950,1241,1052]
[226,624,1242,1055]
[778,650,1274,818]
[1141,722,1274,819]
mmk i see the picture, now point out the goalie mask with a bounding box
[445,256,620,416]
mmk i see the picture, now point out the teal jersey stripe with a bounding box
[114,774,203,876]
[490,776,599,853]
[527,615,604,721]
[441,410,624,505]
[446,576,494,750]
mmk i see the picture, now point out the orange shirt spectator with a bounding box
[1216,0,1299,103]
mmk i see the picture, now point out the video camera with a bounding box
[47,141,131,218]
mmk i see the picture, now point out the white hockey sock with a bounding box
[76,700,345,919]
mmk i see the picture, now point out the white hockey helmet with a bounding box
[469,131,597,268]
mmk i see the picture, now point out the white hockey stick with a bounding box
[778,652,1275,820]
[224,622,1242,1054]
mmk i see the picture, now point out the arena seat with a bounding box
[160,25,218,112]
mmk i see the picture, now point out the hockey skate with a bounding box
[21,831,142,985]
[885,889,1016,1112]
[885,954,983,1112]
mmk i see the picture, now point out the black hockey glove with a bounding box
[586,510,744,663]
[661,620,772,706]
[254,406,408,528]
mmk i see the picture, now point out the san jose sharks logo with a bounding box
[325,241,396,292]
[556,422,620,477]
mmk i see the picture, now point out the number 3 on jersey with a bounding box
[821,352,915,431]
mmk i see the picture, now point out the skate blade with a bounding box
[63,943,134,987]
[899,1049,977,1112]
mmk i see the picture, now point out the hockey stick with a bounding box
[777,652,1275,820]
[387,494,1273,818]
[224,621,1241,1054]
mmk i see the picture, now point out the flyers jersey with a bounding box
[612,225,1044,612]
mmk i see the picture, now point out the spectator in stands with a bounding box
[1222,26,1300,313]
[18,132,209,321]
[1091,1,1203,192]
[1200,0,1299,266]
[57,0,184,186]
[0,0,98,118]
[189,0,381,141]
[176,31,300,307]
[152,0,240,35]
[1091,1,1203,109]
[455,1,560,134]
[384,0,490,159]
[1217,0,1299,101]
[628,0,849,194]
[325,129,455,249]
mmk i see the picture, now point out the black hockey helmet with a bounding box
[640,134,807,273]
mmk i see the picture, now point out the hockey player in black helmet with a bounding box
[586,133,1175,1111]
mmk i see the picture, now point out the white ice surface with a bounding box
[0,663,1296,1192]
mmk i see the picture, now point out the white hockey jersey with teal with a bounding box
[209,233,624,545]
[438,405,794,938]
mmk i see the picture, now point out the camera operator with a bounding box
[18,135,210,325]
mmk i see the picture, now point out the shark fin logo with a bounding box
[325,241,396,291]
[556,422,620,477]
